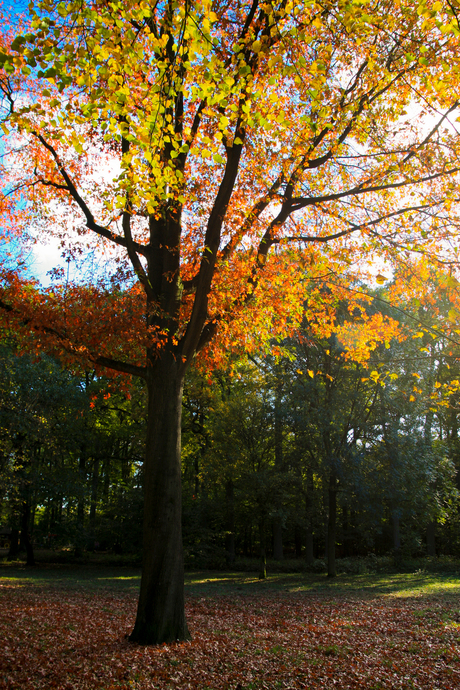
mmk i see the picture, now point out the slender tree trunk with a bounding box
[20,500,35,566]
[273,520,283,560]
[77,447,87,525]
[130,357,190,645]
[305,470,314,565]
[272,380,284,560]
[427,521,436,557]
[225,479,235,566]
[327,473,337,578]
[305,528,314,564]
[259,519,266,580]
[294,524,302,558]
[392,510,401,557]
[194,405,206,497]
[75,445,87,557]
[342,504,350,557]
[90,457,99,527]
[7,527,19,560]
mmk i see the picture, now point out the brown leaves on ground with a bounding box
[1,578,460,690]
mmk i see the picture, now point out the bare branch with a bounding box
[33,132,148,256]
[290,166,460,211]
[278,199,448,244]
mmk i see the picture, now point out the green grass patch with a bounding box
[2,565,460,601]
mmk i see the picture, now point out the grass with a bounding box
[2,563,460,689]
[2,561,460,598]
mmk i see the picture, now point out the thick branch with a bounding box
[121,132,155,300]
[180,136,247,359]
[94,355,147,379]
[0,297,147,379]
[122,208,155,300]
[33,132,148,256]
[290,166,460,211]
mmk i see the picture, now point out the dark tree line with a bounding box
[1,293,460,574]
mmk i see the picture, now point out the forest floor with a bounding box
[1,562,460,689]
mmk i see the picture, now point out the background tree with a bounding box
[2,0,460,643]
[0,343,146,559]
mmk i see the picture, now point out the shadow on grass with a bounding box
[183,570,460,599]
[2,559,460,600]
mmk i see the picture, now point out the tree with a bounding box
[1,0,460,643]
[282,302,384,574]
[0,344,87,562]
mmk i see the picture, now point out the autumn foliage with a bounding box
[3,0,460,643]
[2,0,460,366]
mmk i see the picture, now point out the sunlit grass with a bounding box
[1,566,460,600]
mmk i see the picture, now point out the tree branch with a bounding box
[33,132,148,256]
[290,166,460,211]
[0,296,147,379]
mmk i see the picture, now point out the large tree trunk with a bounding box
[130,357,190,645]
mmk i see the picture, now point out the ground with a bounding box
[1,563,460,689]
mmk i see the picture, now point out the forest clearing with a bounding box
[1,565,460,690]
[4,0,460,652]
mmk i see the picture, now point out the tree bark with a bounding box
[342,504,350,557]
[327,473,337,578]
[273,520,283,560]
[258,519,266,580]
[273,380,284,560]
[426,521,436,557]
[392,510,401,563]
[225,479,235,566]
[7,527,19,560]
[130,356,190,645]
[305,469,314,565]
[20,499,35,566]
[90,457,99,527]
[294,524,302,558]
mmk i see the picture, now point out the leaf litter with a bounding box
[1,579,460,689]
